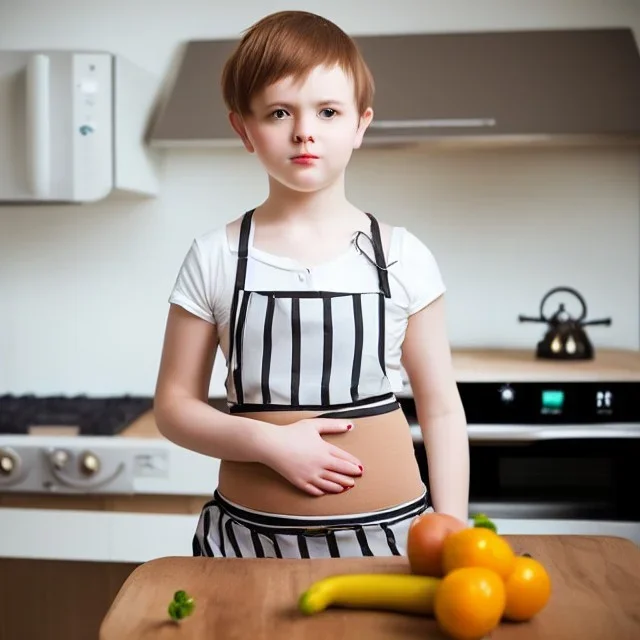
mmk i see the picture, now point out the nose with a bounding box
[292,115,315,144]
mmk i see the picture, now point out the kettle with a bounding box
[518,287,612,360]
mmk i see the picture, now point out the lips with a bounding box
[291,154,319,160]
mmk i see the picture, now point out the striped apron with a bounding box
[193,209,430,558]
[193,489,429,559]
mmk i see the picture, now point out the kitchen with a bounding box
[1,0,640,638]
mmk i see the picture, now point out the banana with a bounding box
[298,573,441,616]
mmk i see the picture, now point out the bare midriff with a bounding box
[216,408,425,516]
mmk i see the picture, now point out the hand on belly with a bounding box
[221,409,424,515]
[260,417,364,497]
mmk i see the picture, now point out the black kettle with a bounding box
[518,287,612,360]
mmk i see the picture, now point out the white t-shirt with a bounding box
[169,221,446,392]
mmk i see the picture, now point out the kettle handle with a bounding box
[539,286,587,323]
[517,314,546,323]
[581,318,613,327]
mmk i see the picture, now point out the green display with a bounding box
[542,390,564,409]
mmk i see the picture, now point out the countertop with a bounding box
[446,348,640,382]
[99,534,640,640]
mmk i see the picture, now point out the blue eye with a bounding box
[320,108,337,118]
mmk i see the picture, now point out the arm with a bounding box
[154,304,276,462]
[401,295,470,522]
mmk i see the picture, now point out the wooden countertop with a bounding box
[117,399,229,439]
[448,348,640,382]
[100,534,640,640]
[117,410,165,439]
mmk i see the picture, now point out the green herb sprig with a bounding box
[471,513,498,533]
[168,590,195,621]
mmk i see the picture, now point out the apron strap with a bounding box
[234,209,254,290]
[228,209,254,395]
[365,213,392,298]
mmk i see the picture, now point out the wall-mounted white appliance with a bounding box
[0,50,161,204]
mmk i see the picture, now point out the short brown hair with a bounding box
[222,11,374,116]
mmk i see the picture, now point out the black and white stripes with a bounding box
[228,291,392,411]
[261,294,275,404]
[351,294,364,401]
[193,490,430,559]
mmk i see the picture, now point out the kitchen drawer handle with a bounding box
[369,118,497,129]
[409,423,640,442]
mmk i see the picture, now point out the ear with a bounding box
[353,107,374,149]
[229,112,255,153]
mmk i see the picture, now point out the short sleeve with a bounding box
[168,240,216,324]
[399,229,446,315]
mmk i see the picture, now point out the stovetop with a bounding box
[0,395,153,436]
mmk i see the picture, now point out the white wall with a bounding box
[1,0,639,396]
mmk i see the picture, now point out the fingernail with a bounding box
[347,423,353,430]
[358,465,363,472]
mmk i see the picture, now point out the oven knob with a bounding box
[0,449,17,476]
[50,449,69,470]
[80,451,101,476]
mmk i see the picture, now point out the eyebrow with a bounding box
[263,100,346,110]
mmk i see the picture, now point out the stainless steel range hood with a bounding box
[149,28,640,149]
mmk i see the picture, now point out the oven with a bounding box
[0,395,219,563]
[404,378,640,545]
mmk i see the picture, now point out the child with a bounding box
[154,10,469,559]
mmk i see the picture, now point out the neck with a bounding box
[259,173,358,226]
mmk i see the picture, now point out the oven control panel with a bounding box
[458,382,639,424]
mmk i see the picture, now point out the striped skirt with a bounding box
[192,488,431,559]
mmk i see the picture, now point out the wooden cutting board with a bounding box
[100,535,640,640]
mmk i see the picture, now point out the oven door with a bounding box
[411,424,640,545]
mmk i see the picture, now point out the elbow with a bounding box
[153,392,178,440]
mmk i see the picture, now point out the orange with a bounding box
[442,527,516,579]
[434,566,506,640]
[503,556,552,621]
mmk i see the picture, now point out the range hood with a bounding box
[149,28,640,148]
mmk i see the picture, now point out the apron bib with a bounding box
[226,209,399,418]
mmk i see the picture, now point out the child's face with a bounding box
[230,64,373,193]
